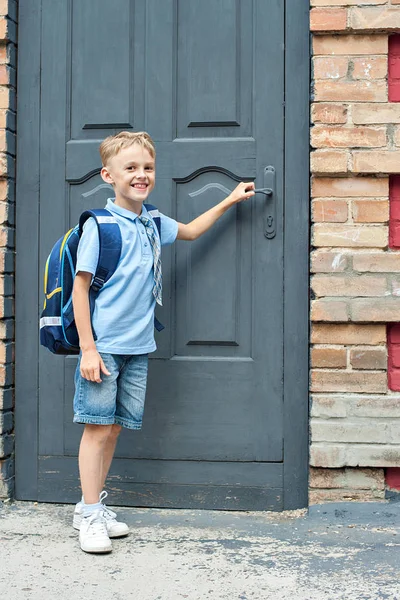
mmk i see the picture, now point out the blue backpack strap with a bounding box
[143,203,161,240]
[79,209,122,338]
[143,204,164,332]
[79,209,122,292]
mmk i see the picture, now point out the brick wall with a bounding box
[0,0,16,500]
[310,0,400,503]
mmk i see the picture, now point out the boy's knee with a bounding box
[110,424,122,438]
[84,423,115,444]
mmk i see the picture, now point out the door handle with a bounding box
[254,166,276,239]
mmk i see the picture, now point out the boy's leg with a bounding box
[78,423,115,504]
[73,352,121,503]
[75,422,129,541]
[100,424,122,490]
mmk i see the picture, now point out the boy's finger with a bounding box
[93,365,102,383]
[100,359,111,376]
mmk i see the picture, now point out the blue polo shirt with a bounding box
[76,198,178,354]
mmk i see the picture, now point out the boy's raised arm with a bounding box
[177,181,255,241]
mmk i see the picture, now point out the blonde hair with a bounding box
[99,131,156,166]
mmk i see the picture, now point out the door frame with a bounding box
[15,0,310,510]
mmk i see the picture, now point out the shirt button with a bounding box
[144,243,148,247]
[141,230,145,234]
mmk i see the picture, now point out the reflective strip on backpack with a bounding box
[96,216,117,224]
[147,209,159,218]
[40,317,62,328]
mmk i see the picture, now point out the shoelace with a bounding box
[84,509,108,536]
[99,490,117,521]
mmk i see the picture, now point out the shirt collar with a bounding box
[105,198,149,221]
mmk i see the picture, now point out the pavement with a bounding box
[0,499,399,600]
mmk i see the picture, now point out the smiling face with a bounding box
[100,143,156,214]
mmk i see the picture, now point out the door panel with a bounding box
[36,0,285,509]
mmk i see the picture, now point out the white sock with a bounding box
[82,502,103,517]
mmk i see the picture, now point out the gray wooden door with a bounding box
[16,0,310,510]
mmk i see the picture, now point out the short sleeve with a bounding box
[75,217,100,275]
[159,212,178,246]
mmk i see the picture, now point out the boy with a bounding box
[72,131,255,553]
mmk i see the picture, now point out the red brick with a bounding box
[353,252,400,272]
[311,347,347,368]
[350,347,387,370]
[0,0,11,15]
[312,176,388,198]
[313,35,388,56]
[351,298,400,321]
[388,367,400,391]
[312,223,388,248]
[389,221,400,248]
[389,56,400,74]
[311,125,386,149]
[389,80,400,102]
[312,199,348,222]
[311,250,349,273]
[353,103,400,125]
[0,87,11,109]
[0,64,8,85]
[311,150,349,174]
[352,199,389,223]
[351,7,400,31]
[310,8,348,31]
[352,56,387,80]
[389,344,400,368]
[390,200,400,220]
[388,323,400,344]
[311,103,348,125]
[311,299,349,322]
[312,323,386,344]
[386,467,400,491]
[390,175,400,201]
[314,80,387,102]
[389,35,400,102]
[352,151,400,174]
[311,0,387,4]
[313,57,348,80]
[311,370,387,393]
[312,274,388,297]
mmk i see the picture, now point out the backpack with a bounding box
[40,204,162,356]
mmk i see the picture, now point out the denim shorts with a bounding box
[73,352,149,430]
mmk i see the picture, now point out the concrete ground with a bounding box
[0,500,399,600]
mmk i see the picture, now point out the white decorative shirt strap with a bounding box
[96,216,117,224]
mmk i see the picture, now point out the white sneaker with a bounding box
[73,491,130,538]
[79,509,112,554]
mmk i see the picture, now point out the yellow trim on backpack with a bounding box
[60,228,73,260]
[44,256,50,295]
[46,287,62,300]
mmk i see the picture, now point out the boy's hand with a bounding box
[177,180,256,241]
[80,349,111,383]
[228,181,255,204]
